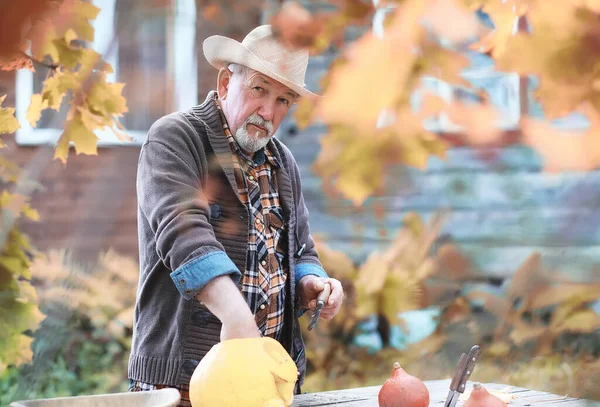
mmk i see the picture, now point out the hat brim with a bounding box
[202,35,320,98]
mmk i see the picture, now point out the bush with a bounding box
[1,250,138,405]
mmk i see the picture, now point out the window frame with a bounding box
[15,0,198,147]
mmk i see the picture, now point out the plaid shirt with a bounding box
[214,95,288,340]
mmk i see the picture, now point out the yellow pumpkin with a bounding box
[189,337,299,407]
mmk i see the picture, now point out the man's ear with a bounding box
[217,67,232,100]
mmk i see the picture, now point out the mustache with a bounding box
[244,114,273,135]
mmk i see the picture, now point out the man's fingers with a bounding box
[325,279,343,306]
[307,277,326,292]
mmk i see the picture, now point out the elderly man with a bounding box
[128,25,344,405]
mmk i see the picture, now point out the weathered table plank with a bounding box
[292,379,600,406]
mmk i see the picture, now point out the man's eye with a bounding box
[279,98,290,106]
[253,86,264,92]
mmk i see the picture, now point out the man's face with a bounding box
[219,67,298,153]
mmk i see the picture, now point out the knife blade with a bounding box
[307,282,331,331]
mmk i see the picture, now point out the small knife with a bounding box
[444,345,481,407]
[307,282,331,331]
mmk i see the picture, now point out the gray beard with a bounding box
[234,115,273,153]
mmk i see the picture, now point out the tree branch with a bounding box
[20,51,59,71]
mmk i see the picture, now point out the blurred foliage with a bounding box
[0,0,129,370]
[274,0,600,202]
[0,250,138,405]
[0,160,44,371]
[303,213,600,401]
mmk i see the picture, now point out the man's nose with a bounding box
[257,101,275,122]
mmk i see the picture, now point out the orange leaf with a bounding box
[0,53,34,72]
[270,1,325,50]
[202,4,221,21]
[521,105,600,172]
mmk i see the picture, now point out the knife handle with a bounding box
[317,282,331,305]
[458,345,481,391]
[449,353,467,391]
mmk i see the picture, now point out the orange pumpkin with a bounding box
[464,383,508,407]
[378,362,430,407]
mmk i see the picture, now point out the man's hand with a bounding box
[297,275,344,320]
[196,275,262,341]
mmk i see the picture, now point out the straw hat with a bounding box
[202,25,318,98]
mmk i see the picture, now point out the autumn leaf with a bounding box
[54,0,100,42]
[381,270,422,324]
[0,52,34,72]
[551,309,600,334]
[293,94,319,130]
[468,0,528,57]
[530,283,600,310]
[520,106,600,172]
[202,4,221,20]
[423,0,486,45]
[317,2,424,132]
[86,76,128,118]
[28,0,99,64]
[495,4,600,118]
[270,1,326,50]
[54,112,98,163]
[0,0,54,57]
[0,95,20,135]
[28,20,61,63]
[418,45,471,87]
[445,101,505,146]
[40,70,77,110]
[26,94,47,128]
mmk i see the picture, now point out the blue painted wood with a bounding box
[305,207,600,247]
[317,237,600,279]
[297,167,600,211]
[279,126,544,173]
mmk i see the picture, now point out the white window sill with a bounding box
[16,128,147,147]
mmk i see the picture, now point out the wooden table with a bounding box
[293,379,600,406]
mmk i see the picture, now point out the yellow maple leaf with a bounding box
[54,112,98,163]
[26,94,48,128]
[78,105,112,131]
[86,77,128,117]
[495,4,600,118]
[55,0,100,42]
[28,19,60,63]
[317,1,425,132]
[41,70,77,111]
[0,95,20,135]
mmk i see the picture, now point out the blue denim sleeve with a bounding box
[170,251,242,300]
[295,262,328,285]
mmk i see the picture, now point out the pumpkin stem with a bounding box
[393,362,401,370]
[473,382,482,390]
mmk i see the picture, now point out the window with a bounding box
[15,0,198,146]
